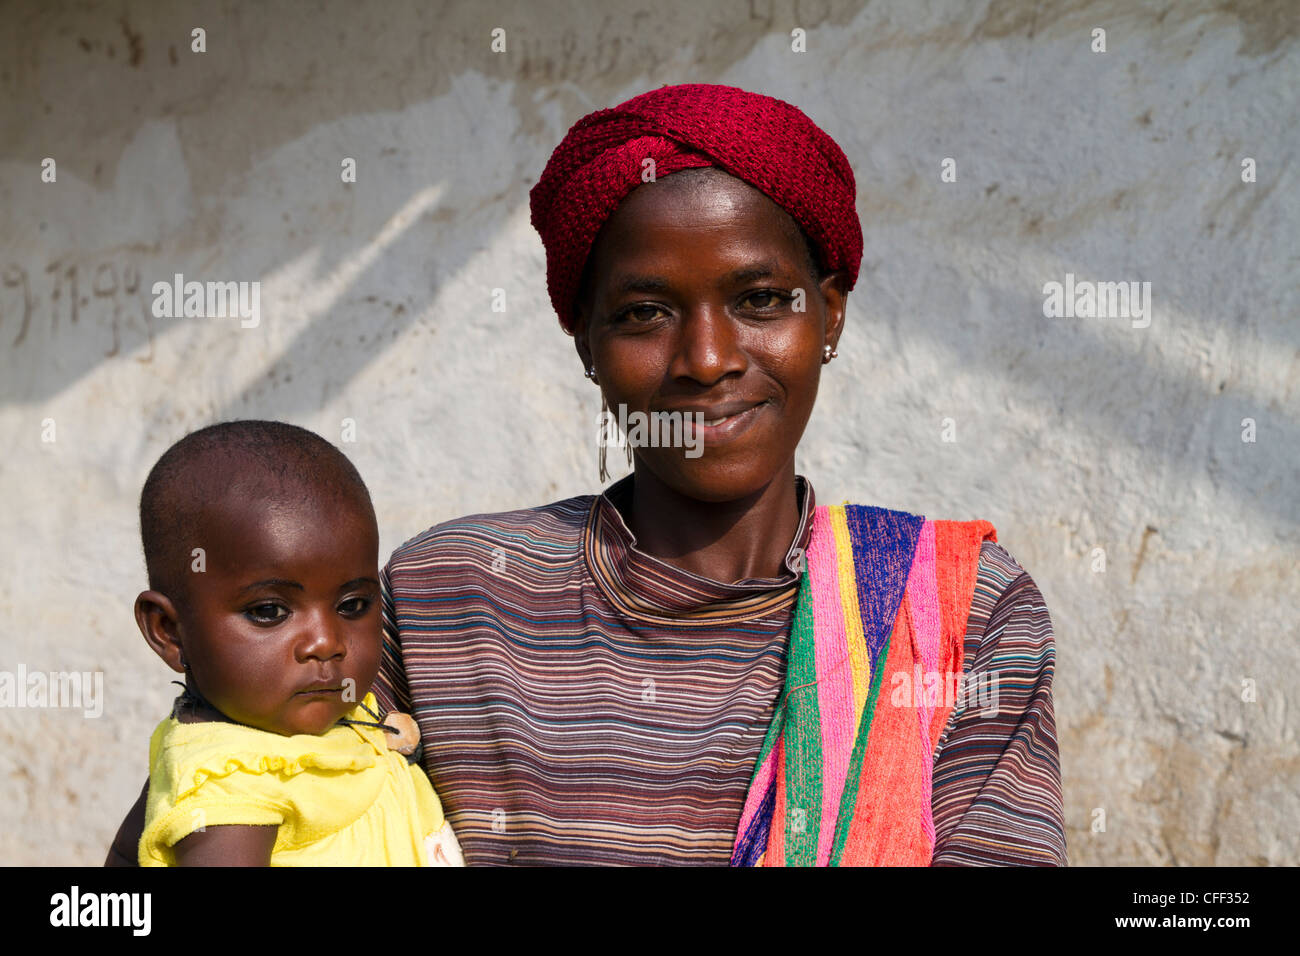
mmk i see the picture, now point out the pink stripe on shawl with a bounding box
[734,744,778,843]
[765,739,788,866]
[806,506,856,866]
[904,520,942,845]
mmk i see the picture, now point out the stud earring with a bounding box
[823,345,838,363]
[585,366,598,382]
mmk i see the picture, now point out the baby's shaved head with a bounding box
[140,420,375,606]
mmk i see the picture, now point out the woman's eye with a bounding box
[615,303,667,323]
[740,290,785,310]
[339,597,371,617]
[244,603,287,624]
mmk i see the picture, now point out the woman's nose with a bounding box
[670,305,747,386]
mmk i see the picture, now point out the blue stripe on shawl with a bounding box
[843,505,925,680]
[730,771,777,867]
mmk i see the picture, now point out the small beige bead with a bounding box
[381,711,420,755]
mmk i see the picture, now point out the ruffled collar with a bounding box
[583,475,816,626]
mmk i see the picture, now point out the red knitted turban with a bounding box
[529,83,863,332]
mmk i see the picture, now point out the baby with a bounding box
[133,420,461,866]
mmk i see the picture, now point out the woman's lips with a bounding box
[679,401,769,445]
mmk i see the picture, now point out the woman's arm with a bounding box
[104,779,149,867]
[171,825,277,866]
[931,543,1067,866]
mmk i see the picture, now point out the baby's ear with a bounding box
[135,590,186,674]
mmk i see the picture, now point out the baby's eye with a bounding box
[339,597,371,617]
[244,603,287,624]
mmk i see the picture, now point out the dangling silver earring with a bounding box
[598,390,610,484]
[596,389,633,484]
[591,365,611,483]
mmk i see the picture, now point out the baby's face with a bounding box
[176,490,381,736]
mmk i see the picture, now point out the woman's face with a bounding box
[575,169,847,503]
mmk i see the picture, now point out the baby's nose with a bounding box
[297,616,347,660]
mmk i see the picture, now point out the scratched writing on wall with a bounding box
[2,258,155,361]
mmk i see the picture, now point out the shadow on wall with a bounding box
[1,0,1295,537]
[0,0,870,407]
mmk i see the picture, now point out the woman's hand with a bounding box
[104,779,149,866]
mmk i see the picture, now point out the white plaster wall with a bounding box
[1,0,1296,865]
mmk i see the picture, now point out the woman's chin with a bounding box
[637,450,790,505]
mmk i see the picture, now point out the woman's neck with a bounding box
[624,462,801,583]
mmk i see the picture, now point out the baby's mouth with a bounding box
[295,681,345,697]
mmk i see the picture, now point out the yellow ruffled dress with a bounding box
[139,693,461,866]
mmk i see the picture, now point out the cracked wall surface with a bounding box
[1,0,1296,865]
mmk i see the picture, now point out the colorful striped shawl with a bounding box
[731,504,996,866]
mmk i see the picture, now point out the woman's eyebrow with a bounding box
[609,261,786,295]
[723,263,781,284]
[610,275,672,295]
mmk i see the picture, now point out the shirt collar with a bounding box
[583,475,816,626]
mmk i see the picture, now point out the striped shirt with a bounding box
[374,477,1066,866]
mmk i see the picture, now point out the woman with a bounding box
[109,83,1064,866]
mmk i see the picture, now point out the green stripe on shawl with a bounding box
[829,626,893,865]
[783,568,822,865]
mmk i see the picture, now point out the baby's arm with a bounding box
[172,825,278,867]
